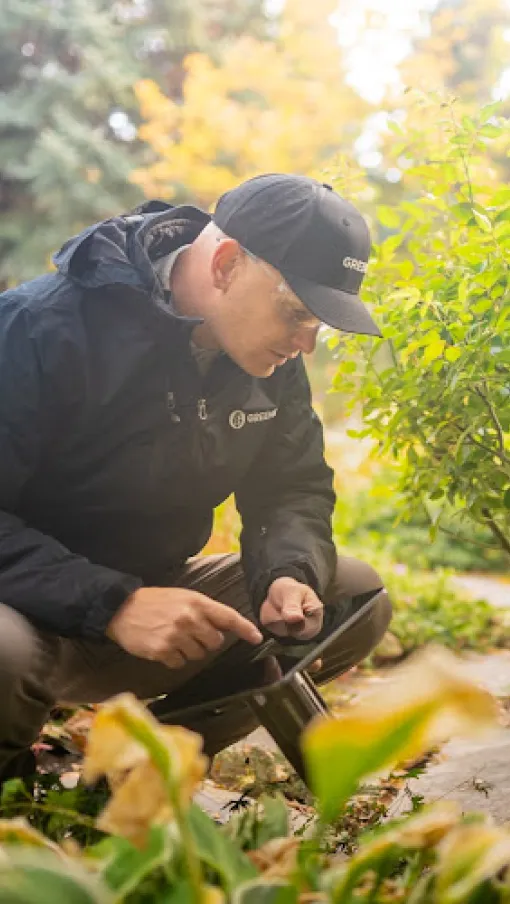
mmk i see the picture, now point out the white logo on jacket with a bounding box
[229,408,277,429]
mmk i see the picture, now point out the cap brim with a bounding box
[282,270,382,338]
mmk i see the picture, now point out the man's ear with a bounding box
[211,237,243,291]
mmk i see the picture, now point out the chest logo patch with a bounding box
[229,410,246,429]
[229,408,278,429]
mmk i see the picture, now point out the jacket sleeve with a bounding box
[235,356,337,616]
[0,294,142,638]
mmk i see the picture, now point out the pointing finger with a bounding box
[202,599,263,645]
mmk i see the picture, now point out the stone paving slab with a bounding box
[389,652,510,824]
[453,574,510,609]
[388,732,510,823]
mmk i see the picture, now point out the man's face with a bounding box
[204,243,323,378]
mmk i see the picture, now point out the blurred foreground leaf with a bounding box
[303,646,498,822]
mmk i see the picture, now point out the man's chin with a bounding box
[249,363,276,378]
[229,354,275,378]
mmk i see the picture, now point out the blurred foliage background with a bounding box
[2,0,509,586]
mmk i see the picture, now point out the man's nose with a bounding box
[294,326,319,355]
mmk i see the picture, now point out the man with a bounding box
[0,173,391,781]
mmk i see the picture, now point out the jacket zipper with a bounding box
[167,390,208,423]
[197,398,208,421]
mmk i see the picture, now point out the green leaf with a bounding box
[422,337,445,365]
[338,360,357,374]
[387,119,403,135]
[480,101,502,122]
[445,347,462,363]
[232,880,298,904]
[504,487,510,510]
[399,259,414,280]
[457,280,468,305]
[0,778,27,807]
[472,209,492,232]
[491,187,510,206]
[102,826,176,896]
[254,795,289,848]
[0,853,108,904]
[451,202,474,223]
[376,205,401,229]
[161,878,197,902]
[479,123,504,138]
[187,804,258,894]
[461,115,476,133]
[304,707,431,823]
[303,649,497,824]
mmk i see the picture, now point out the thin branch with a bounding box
[474,382,506,458]
[448,103,474,206]
[437,523,502,551]
[421,498,501,551]
[451,422,510,468]
[481,508,510,557]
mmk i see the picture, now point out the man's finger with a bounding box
[308,658,323,673]
[192,622,225,653]
[202,598,263,645]
[302,599,323,617]
[177,636,209,662]
[281,596,306,626]
[302,588,323,615]
[161,650,187,670]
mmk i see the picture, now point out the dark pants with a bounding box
[0,553,391,771]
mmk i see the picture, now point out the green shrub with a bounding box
[333,469,508,573]
[330,97,510,561]
[371,553,510,653]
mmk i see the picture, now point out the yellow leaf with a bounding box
[82,703,146,784]
[203,886,226,904]
[437,822,510,899]
[391,801,461,849]
[83,693,208,846]
[97,760,172,847]
[0,818,63,856]
[247,837,299,879]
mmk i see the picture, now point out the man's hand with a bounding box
[259,577,324,640]
[106,587,263,668]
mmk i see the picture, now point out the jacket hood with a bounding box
[53,202,211,293]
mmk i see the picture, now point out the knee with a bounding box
[332,555,386,600]
[315,585,392,684]
[317,557,393,679]
[356,588,393,654]
[332,554,393,640]
[0,604,40,680]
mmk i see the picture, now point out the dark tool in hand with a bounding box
[149,589,387,785]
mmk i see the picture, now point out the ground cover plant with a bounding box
[0,646,509,903]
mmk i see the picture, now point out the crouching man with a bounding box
[0,174,391,780]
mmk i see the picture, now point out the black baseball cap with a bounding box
[213,173,381,337]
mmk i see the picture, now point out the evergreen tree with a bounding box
[0,1,143,282]
[0,0,269,284]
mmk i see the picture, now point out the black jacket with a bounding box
[0,204,336,638]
